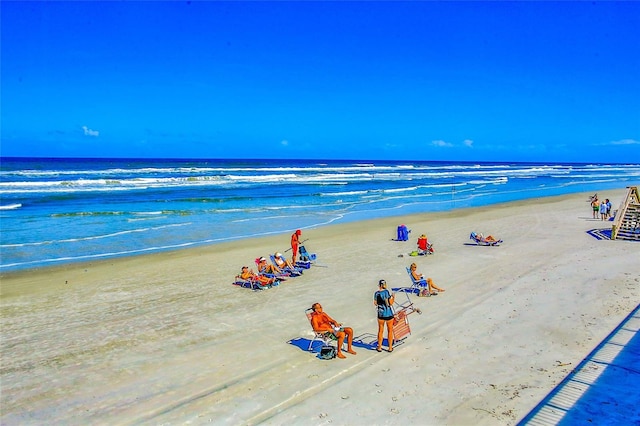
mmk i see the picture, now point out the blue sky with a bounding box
[1,1,639,163]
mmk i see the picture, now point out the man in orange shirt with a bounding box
[291,229,301,264]
[310,302,356,359]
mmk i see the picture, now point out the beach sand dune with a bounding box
[1,189,638,425]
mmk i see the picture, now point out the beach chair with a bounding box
[297,245,316,269]
[305,308,338,352]
[417,234,434,255]
[255,257,289,280]
[403,266,434,295]
[470,232,503,246]
[232,275,269,291]
[270,254,303,277]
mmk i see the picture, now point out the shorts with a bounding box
[324,327,343,340]
[325,332,338,341]
[379,315,394,321]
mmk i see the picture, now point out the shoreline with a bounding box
[0,189,606,288]
[1,188,638,424]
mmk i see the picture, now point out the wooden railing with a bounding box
[612,186,639,240]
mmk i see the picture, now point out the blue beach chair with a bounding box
[255,257,289,280]
[232,275,271,291]
[470,232,503,246]
[296,245,316,269]
[270,254,303,276]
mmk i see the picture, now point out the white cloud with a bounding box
[82,126,99,137]
[431,139,474,148]
[281,139,289,146]
[609,138,640,145]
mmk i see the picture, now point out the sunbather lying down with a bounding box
[470,232,503,245]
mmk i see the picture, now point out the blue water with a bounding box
[1,157,639,272]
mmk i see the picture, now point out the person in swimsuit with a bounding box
[591,197,600,219]
[310,302,356,359]
[374,279,395,352]
[274,252,296,270]
[239,266,275,287]
[410,263,445,295]
[257,257,281,274]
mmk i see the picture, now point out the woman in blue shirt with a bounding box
[374,279,395,352]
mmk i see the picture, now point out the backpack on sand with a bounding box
[319,345,337,360]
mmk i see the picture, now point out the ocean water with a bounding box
[1,157,638,272]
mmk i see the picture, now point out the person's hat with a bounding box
[259,257,266,262]
[420,234,426,238]
[275,252,282,257]
[379,279,386,286]
[296,229,301,235]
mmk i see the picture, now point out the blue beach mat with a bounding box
[586,228,613,240]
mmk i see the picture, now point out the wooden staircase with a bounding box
[611,186,640,241]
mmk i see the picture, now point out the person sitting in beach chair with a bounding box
[470,232,503,246]
[238,266,276,287]
[417,234,434,255]
[310,302,356,359]
[257,256,282,275]
[409,263,445,295]
[272,252,303,276]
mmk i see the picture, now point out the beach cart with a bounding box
[392,291,422,344]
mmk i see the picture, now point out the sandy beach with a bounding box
[1,188,638,425]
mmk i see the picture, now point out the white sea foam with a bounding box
[0,203,22,210]
[2,164,637,197]
[383,187,418,193]
[468,178,508,185]
[320,190,369,197]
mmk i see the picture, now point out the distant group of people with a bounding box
[309,261,444,357]
[238,227,447,357]
[590,194,612,220]
[235,230,305,288]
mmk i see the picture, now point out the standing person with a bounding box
[291,229,301,264]
[605,198,612,219]
[374,279,395,353]
[599,198,607,221]
[310,302,356,359]
[591,196,600,219]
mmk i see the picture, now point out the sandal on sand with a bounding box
[376,347,382,352]
[388,348,393,353]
